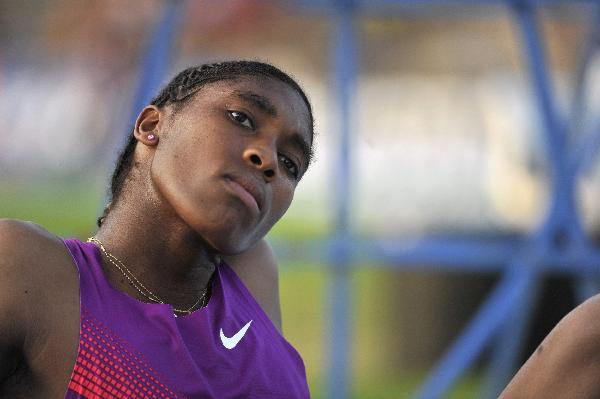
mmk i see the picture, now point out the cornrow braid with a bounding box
[149,62,313,111]
[98,60,314,227]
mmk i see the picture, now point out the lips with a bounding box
[224,175,264,213]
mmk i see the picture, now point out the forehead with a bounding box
[185,76,313,142]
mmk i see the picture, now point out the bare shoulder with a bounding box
[0,219,69,277]
[0,219,68,380]
[223,239,282,332]
[0,218,73,307]
[500,294,600,398]
[0,218,63,250]
[0,219,80,395]
[0,218,76,330]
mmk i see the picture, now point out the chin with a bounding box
[211,238,254,257]
[202,227,261,256]
[188,208,274,256]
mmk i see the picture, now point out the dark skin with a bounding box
[0,76,313,398]
[500,295,600,398]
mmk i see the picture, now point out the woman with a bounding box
[0,61,314,398]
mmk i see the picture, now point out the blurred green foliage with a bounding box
[0,176,104,236]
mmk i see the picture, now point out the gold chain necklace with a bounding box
[87,237,208,315]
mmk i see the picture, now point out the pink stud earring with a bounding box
[147,133,156,141]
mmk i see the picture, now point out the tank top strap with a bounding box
[62,238,113,311]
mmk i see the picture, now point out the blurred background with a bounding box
[2,0,600,398]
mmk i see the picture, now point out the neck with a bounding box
[94,197,217,310]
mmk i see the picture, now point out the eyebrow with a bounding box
[233,90,277,116]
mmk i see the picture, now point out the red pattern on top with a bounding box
[66,307,184,399]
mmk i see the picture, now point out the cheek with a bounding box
[149,139,212,218]
[228,184,296,253]
[268,184,296,225]
[151,129,220,187]
[152,145,191,194]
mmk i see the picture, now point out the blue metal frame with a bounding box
[321,1,600,398]
[131,1,600,398]
[128,0,186,127]
[326,2,357,398]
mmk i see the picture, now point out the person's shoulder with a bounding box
[0,220,78,384]
[0,218,65,264]
[539,294,600,349]
[500,294,600,398]
[0,219,64,332]
[0,218,74,290]
[0,218,62,244]
[0,217,77,316]
[553,294,600,350]
[223,239,282,331]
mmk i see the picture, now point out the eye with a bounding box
[228,110,254,129]
[278,154,299,180]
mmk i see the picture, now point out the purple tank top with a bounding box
[62,238,309,399]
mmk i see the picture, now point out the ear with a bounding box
[134,105,162,146]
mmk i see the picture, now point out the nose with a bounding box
[243,146,276,181]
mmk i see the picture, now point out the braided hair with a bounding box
[97,61,314,227]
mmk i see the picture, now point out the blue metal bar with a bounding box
[327,264,352,399]
[511,0,587,248]
[572,116,600,176]
[128,0,186,126]
[413,264,536,399]
[483,267,540,398]
[294,0,598,14]
[366,236,520,268]
[272,237,600,273]
[331,3,356,235]
[566,5,600,142]
[273,236,518,270]
[297,0,596,7]
[569,5,600,176]
[511,0,565,182]
[326,1,357,398]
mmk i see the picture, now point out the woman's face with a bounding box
[149,76,312,254]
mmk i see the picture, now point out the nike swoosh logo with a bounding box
[220,320,253,349]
